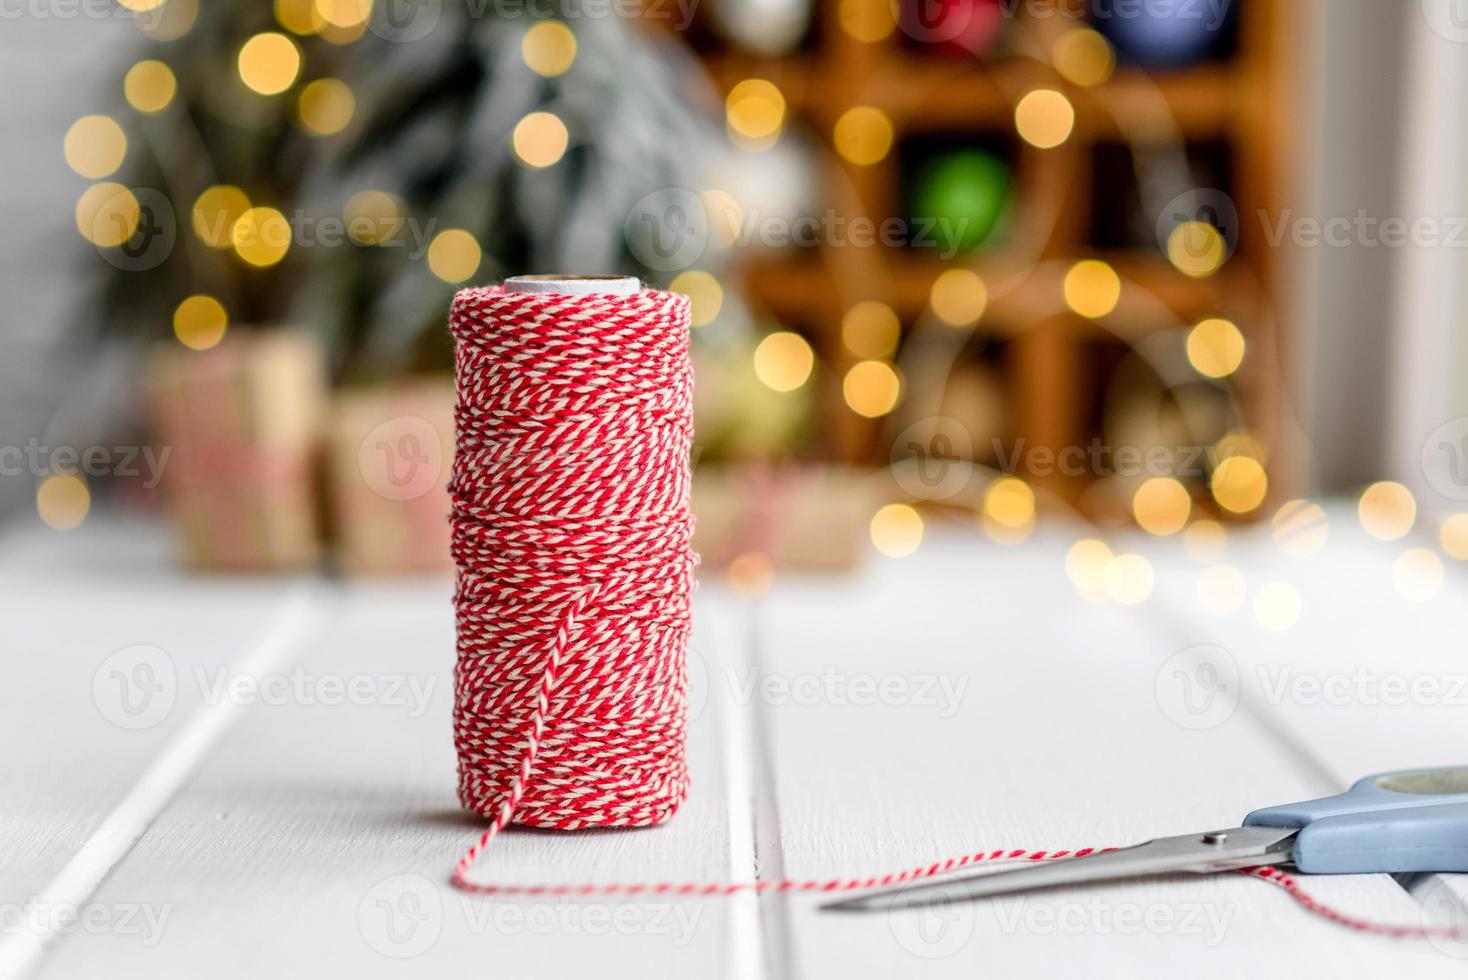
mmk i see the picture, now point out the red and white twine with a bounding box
[446,283,1457,944]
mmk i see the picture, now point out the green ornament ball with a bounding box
[911,150,1011,255]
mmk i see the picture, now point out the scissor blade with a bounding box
[822,825,1298,913]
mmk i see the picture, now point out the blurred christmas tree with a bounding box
[83,0,729,380]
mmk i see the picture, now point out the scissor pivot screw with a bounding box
[1201,832,1228,845]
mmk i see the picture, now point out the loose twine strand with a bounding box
[447,285,1459,944]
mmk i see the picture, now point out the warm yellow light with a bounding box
[1197,564,1246,615]
[1254,581,1302,631]
[64,115,127,180]
[1014,88,1075,149]
[839,0,894,41]
[138,0,198,39]
[843,361,901,418]
[75,183,140,248]
[116,0,164,10]
[1210,456,1268,514]
[512,111,569,168]
[727,551,775,597]
[699,189,743,248]
[344,191,406,245]
[36,475,90,531]
[1358,481,1416,541]
[426,229,482,284]
[522,21,577,77]
[238,33,301,96]
[930,269,988,325]
[275,0,322,34]
[318,19,367,44]
[669,270,723,327]
[870,503,923,558]
[725,79,785,149]
[1215,430,1268,466]
[314,0,371,28]
[124,61,177,114]
[192,186,251,249]
[1065,538,1113,600]
[173,295,228,351]
[1063,259,1120,319]
[985,477,1035,528]
[1104,554,1154,605]
[1272,500,1329,556]
[1132,477,1191,535]
[1053,28,1114,87]
[231,206,292,268]
[1184,519,1227,561]
[1440,513,1468,560]
[297,78,355,136]
[1187,318,1245,379]
[1394,548,1443,602]
[841,301,900,358]
[833,106,893,166]
[1167,221,1226,277]
[753,332,815,392]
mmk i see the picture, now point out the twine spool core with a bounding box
[503,274,641,296]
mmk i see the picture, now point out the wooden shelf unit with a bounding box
[679,0,1295,515]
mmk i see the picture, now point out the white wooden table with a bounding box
[3,507,1467,978]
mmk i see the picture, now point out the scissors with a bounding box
[824,767,1468,913]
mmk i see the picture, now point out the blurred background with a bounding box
[5,0,1468,596]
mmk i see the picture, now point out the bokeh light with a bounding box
[36,475,90,531]
[834,106,894,166]
[173,295,229,351]
[727,551,775,597]
[669,270,723,327]
[1183,519,1227,561]
[1440,514,1468,560]
[427,229,482,284]
[870,503,923,558]
[1014,89,1075,149]
[522,21,577,77]
[1132,477,1191,535]
[193,186,251,249]
[1104,554,1154,605]
[930,269,987,325]
[238,33,301,96]
[1253,581,1302,631]
[124,60,177,114]
[699,189,743,247]
[842,361,901,418]
[1186,317,1245,378]
[297,78,355,136]
[275,0,321,34]
[138,0,198,39]
[512,111,569,168]
[726,79,785,149]
[753,332,814,392]
[1394,548,1443,601]
[64,115,127,180]
[231,206,292,267]
[839,0,894,41]
[1063,259,1120,318]
[1271,499,1329,556]
[841,301,900,358]
[314,0,371,28]
[984,477,1035,528]
[1065,538,1113,601]
[343,191,406,245]
[1210,456,1268,514]
[75,183,140,248]
[1167,221,1227,277]
[1053,28,1114,87]
[1358,481,1415,541]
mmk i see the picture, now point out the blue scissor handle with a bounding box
[1243,767,1468,874]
